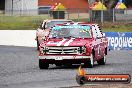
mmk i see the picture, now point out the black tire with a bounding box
[64,63,72,67]
[84,54,94,68]
[97,54,106,65]
[37,38,40,50]
[105,48,107,55]
[39,59,49,69]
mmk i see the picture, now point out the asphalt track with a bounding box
[0,45,132,88]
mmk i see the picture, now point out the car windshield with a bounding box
[46,21,72,28]
[49,25,91,38]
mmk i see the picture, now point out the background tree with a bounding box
[104,0,118,9]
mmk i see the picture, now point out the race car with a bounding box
[36,19,73,50]
[38,22,108,69]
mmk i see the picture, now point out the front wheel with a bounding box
[97,54,106,65]
[84,54,94,68]
[39,59,49,69]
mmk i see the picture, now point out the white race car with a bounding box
[36,19,73,50]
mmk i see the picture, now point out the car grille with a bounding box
[45,46,80,54]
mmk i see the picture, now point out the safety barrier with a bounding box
[104,32,132,50]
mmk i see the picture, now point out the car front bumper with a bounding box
[39,55,92,64]
[39,55,91,60]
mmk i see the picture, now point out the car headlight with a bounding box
[42,46,49,54]
[78,46,86,54]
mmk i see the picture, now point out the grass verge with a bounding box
[0,15,49,30]
[101,22,132,32]
[0,16,132,32]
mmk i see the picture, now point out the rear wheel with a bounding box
[84,54,94,68]
[97,54,106,65]
[39,59,49,69]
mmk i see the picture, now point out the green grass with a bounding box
[102,27,132,32]
[102,23,132,32]
[0,16,132,32]
[0,15,49,30]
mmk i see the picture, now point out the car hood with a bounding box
[40,38,92,47]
